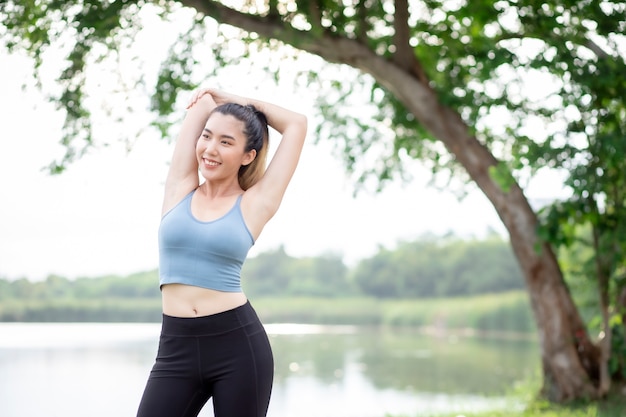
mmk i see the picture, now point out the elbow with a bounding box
[296,113,308,137]
[278,112,307,139]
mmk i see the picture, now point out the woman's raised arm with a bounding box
[211,90,307,219]
[248,98,308,214]
[161,93,217,215]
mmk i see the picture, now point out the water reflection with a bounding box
[359,328,538,394]
[269,324,538,395]
[0,323,537,417]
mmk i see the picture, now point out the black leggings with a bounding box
[136,301,274,417]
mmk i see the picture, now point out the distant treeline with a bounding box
[246,234,524,297]
[0,234,528,324]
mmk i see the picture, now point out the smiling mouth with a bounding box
[203,158,221,166]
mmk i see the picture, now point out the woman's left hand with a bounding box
[186,88,218,110]
[192,88,247,107]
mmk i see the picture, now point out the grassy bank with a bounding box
[395,380,626,417]
[0,297,162,322]
[253,290,535,333]
[431,393,626,417]
[1,291,535,333]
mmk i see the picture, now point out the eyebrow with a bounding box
[203,128,236,141]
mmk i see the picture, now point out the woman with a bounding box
[136,88,307,417]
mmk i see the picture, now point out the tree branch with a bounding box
[584,38,611,59]
[392,0,412,69]
[308,0,322,30]
[494,31,615,61]
[392,0,429,84]
[178,0,373,66]
[181,0,279,33]
[177,0,435,116]
[354,0,370,44]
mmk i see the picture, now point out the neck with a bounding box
[198,180,242,199]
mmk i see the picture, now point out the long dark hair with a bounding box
[211,103,269,190]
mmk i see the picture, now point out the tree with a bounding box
[351,235,525,298]
[242,246,296,296]
[1,0,624,402]
[243,247,352,296]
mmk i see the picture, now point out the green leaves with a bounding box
[488,161,516,193]
[1,0,147,171]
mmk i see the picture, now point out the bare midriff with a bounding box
[161,283,248,317]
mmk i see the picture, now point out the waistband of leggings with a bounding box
[160,300,259,336]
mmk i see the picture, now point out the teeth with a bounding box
[204,159,219,166]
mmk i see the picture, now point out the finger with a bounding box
[186,89,206,109]
[186,91,199,109]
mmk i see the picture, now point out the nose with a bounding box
[203,138,218,155]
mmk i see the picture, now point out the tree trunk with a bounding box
[340,54,604,401]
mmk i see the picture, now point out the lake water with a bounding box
[0,322,538,417]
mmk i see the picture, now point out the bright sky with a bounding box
[0,10,566,281]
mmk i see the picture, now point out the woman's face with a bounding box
[196,113,256,181]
